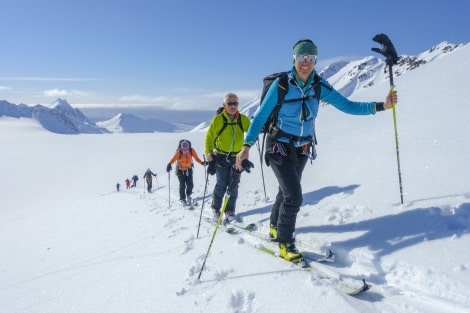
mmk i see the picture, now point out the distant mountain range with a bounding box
[96,113,193,133]
[0,41,466,134]
[0,98,108,134]
[0,99,193,134]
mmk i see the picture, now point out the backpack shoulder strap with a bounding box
[216,113,229,139]
[236,115,244,133]
[269,73,289,123]
[216,113,244,138]
[312,73,332,101]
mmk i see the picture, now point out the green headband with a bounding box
[293,40,318,56]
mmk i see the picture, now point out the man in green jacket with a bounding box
[205,93,251,223]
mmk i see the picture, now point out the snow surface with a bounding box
[1,44,470,313]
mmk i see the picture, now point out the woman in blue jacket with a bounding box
[236,39,398,263]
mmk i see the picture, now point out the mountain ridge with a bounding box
[1,41,467,134]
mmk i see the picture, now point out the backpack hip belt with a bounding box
[215,147,240,157]
[268,124,313,143]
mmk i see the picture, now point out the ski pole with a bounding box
[196,154,209,239]
[168,171,171,209]
[388,64,404,204]
[255,138,267,198]
[372,34,404,204]
[198,168,239,280]
[197,160,253,280]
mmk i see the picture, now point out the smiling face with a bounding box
[292,39,318,83]
[294,53,315,83]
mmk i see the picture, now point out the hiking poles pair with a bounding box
[197,159,254,280]
[196,155,210,239]
[372,34,404,204]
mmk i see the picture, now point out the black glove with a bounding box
[371,34,399,65]
[166,163,172,173]
[241,159,254,173]
[207,160,216,176]
[203,161,209,166]
[231,159,255,175]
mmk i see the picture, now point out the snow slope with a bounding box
[1,44,470,313]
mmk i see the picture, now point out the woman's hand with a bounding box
[384,90,398,109]
[236,146,250,171]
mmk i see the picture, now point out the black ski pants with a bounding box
[177,169,193,201]
[266,138,308,244]
[211,155,240,213]
[146,178,153,192]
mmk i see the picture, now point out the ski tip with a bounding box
[324,249,336,262]
[347,279,372,295]
[297,259,310,270]
[226,227,237,234]
[361,279,372,292]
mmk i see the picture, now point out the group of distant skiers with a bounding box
[116,171,157,193]
[118,38,399,263]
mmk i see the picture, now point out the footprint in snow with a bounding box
[229,290,256,313]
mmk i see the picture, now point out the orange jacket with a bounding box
[168,148,204,170]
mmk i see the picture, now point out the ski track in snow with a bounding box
[97,178,470,313]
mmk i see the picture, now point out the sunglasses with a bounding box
[293,54,317,63]
[226,101,239,106]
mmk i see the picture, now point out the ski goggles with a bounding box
[225,101,239,106]
[293,54,317,63]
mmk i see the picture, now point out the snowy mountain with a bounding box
[193,41,467,129]
[319,41,465,97]
[96,113,193,133]
[0,98,108,134]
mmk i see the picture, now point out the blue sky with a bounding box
[1,0,469,111]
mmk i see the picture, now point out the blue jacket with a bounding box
[244,67,378,147]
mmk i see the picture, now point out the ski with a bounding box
[346,279,372,295]
[202,216,371,296]
[204,217,237,234]
[182,199,197,210]
[256,244,371,296]
[224,220,257,232]
[227,221,336,263]
[257,244,310,270]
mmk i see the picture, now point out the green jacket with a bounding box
[205,111,251,156]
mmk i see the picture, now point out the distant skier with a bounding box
[116,182,121,192]
[143,168,157,193]
[125,178,131,189]
[131,174,138,187]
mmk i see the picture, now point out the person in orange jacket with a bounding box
[166,140,207,206]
